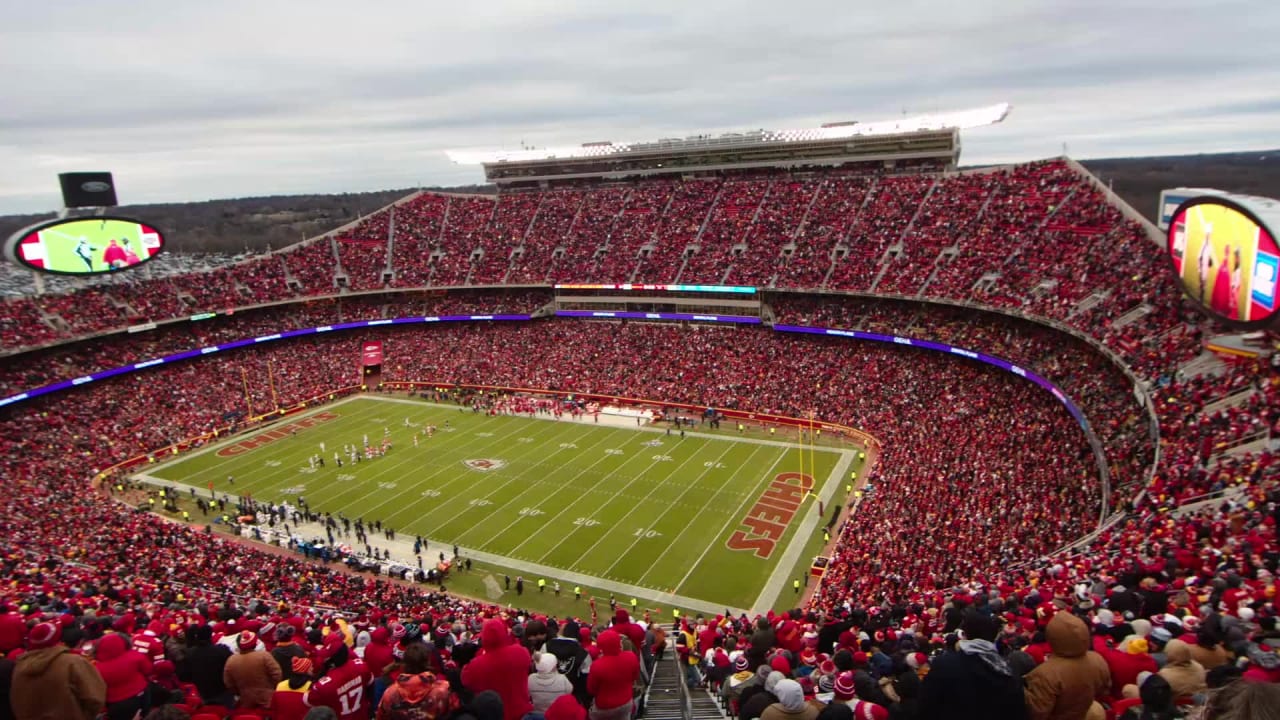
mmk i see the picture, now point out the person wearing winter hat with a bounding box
[723,654,758,702]
[93,631,153,720]
[223,629,281,710]
[354,630,373,659]
[1124,639,1205,702]
[1103,637,1159,700]
[1117,673,1180,720]
[274,656,316,720]
[919,612,1026,720]
[762,678,818,720]
[273,623,308,681]
[529,651,574,712]
[463,619,534,720]
[586,629,639,720]
[545,619,591,704]
[10,621,106,720]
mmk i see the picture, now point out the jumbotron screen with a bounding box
[7,216,164,275]
[1168,196,1280,326]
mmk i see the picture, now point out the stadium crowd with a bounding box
[1,155,1279,719]
[0,309,1277,717]
[0,159,1180,360]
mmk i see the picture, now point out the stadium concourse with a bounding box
[0,156,1278,720]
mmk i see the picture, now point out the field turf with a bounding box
[142,396,850,609]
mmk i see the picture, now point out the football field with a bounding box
[140,396,854,610]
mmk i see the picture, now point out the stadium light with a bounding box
[444,102,1010,165]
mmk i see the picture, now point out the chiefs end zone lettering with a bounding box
[217,412,340,457]
[726,472,813,559]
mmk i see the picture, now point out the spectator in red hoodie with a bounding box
[363,626,396,679]
[587,630,639,720]
[462,619,533,720]
[93,631,152,720]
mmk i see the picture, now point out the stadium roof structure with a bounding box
[445,103,1010,187]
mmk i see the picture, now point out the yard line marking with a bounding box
[667,449,794,595]
[631,442,773,586]
[348,417,584,526]
[513,435,705,561]
[598,440,745,578]
[453,427,630,546]
[541,435,723,568]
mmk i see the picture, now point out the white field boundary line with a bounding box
[366,394,830,452]
[749,449,854,615]
[596,439,742,579]
[645,443,783,590]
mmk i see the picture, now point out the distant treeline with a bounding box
[0,185,494,254]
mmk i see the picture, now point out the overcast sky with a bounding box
[1,0,1277,214]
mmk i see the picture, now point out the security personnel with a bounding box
[538,578,547,593]
[794,579,802,594]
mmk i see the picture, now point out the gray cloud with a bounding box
[1,0,1277,213]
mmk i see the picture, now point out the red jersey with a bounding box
[304,659,374,720]
[131,632,166,664]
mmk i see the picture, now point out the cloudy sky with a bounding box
[1,0,1277,214]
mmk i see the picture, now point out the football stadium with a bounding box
[3,11,1280,720]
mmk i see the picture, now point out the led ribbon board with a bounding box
[0,314,530,409]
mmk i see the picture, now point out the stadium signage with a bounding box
[554,283,756,294]
[5,215,165,276]
[216,411,340,457]
[555,310,761,324]
[726,472,813,559]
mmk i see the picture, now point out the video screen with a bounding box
[8,217,164,275]
[1169,199,1279,326]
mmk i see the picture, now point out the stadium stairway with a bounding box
[643,654,688,720]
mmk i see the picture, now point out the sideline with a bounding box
[135,470,745,617]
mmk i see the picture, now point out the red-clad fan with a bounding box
[462,619,533,720]
[93,632,153,720]
[586,630,639,720]
[304,634,373,720]
[131,621,167,665]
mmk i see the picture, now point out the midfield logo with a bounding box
[463,458,507,472]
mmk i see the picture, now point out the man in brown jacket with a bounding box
[10,621,107,720]
[1024,612,1111,720]
[223,630,282,709]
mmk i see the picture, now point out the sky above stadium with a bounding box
[1,0,1277,214]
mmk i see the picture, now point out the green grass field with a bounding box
[140,396,853,610]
